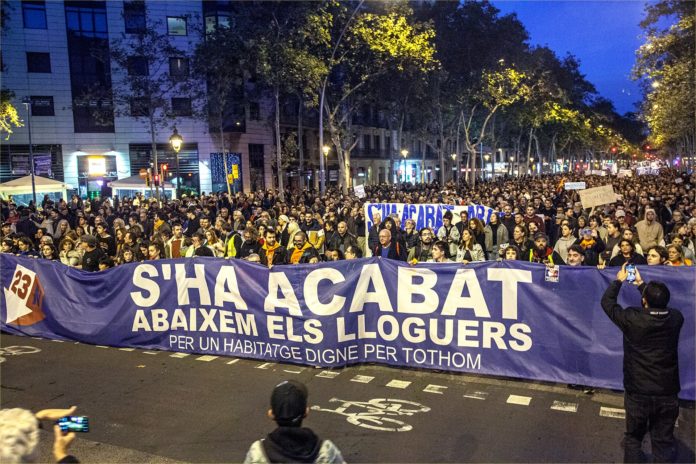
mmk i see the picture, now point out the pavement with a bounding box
[1,334,694,463]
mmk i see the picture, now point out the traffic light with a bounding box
[154,174,160,186]
[610,146,617,154]
[161,163,168,174]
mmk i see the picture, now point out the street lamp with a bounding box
[322,145,330,189]
[21,97,37,207]
[400,149,408,183]
[169,127,183,199]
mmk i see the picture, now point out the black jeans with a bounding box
[624,392,680,463]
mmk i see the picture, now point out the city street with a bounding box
[2,334,694,463]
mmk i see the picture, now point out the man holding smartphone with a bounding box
[601,264,684,462]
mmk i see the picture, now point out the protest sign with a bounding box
[2,255,693,399]
[564,182,586,190]
[578,185,617,209]
[354,185,366,198]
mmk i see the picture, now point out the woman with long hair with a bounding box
[40,243,59,261]
[205,229,225,257]
[456,229,486,264]
[608,239,647,266]
[510,224,533,257]
[468,218,486,253]
[428,240,452,263]
[666,244,693,266]
[52,219,71,242]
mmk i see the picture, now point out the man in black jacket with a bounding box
[601,264,684,463]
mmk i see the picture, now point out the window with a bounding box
[65,3,108,38]
[249,144,264,169]
[374,135,381,150]
[205,14,229,33]
[130,97,148,117]
[363,134,371,150]
[127,56,148,76]
[171,98,192,116]
[27,52,51,73]
[249,102,260,120]
[169,57,189,79]
[124,1,146,34]
[167,17,187,36]
[22,1,47,29]
[30,96,54,116]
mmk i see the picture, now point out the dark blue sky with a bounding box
[492,1,646,114]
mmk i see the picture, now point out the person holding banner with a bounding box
[528,233,564,265]
[601,264,684,463]
[428,240,452,263]
[455,229,485,264]
[408,228,435,263]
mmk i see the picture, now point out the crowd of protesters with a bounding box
[0,169,694,271]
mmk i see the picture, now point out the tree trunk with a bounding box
[297,99,304,190]
[274,86,284,202]
[149,115,159,202]
[526,127,534,176]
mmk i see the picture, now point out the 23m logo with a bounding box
[4,264,45,326]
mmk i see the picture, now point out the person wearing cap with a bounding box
[635,208,664,251]
[78,234,105,272]
[244,380,345,464]
[527,232,564,265]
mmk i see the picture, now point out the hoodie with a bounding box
[244,427,345,464]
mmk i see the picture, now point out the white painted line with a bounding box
[256,362,273,369]
[32,337,42,340]
[170,353,190,358]
[95,345,109,349]
[350,375,375,384]
[600,407,626,419]
[423,384,447,394]
[316,371,340,379]
[507,394,532,406]
[386,380,411,389]
[226,359,240,365]
[283,368,305,374]
[118,348,135,352]
[551,400,578,413]
[142,351,158,355]
[51,339,64,343]
[196,355,218,362]
[463,391,489,400]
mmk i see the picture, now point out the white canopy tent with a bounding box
[0,175,73,205]
[108,175,176,199]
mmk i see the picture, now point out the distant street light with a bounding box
[21,97,37,207]
[400,149,408,183]
[169,127,183,199]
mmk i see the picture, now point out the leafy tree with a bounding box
[0,90,23,140]
[109,15,204,200]
[323,5,437,194]
[634,0,695,156]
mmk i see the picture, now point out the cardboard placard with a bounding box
[578,185,617,209]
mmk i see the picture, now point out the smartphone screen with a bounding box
[626,265,636,283]
[57,416,89,433]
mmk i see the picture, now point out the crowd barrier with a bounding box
[1,254,694,400]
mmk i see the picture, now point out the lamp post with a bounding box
[169,127,183,199]
[21,97,37,207]
[451,153,457,182]
[322,145,330,189]
[400,148,408,183]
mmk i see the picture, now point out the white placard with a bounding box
[354,185,366,198]
[564,182,586,190]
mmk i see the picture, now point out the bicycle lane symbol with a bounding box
[310,398,431,432]
[0,346,42,364]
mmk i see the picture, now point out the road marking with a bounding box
[32,337,42,340]
[600,407,626,419]
[507,394,532,406]
[118,348,135,352]
[170,353,190,358]
[386,380,411,389]
[351,375,375,384]
[284,367,305,374]
[463,391,489,400]
[51,339,64,343]
[226,359,240,365]
[95,345,109,349]
[256,362,273,369]
[551,400,578,413]
[423,384,447,394]
[196,355,218,362]
[316,371,340,379]
[142,351,158,355]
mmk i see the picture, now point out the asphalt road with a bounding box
[1,334,694,463]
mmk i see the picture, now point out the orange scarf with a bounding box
[290,243,311,264]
